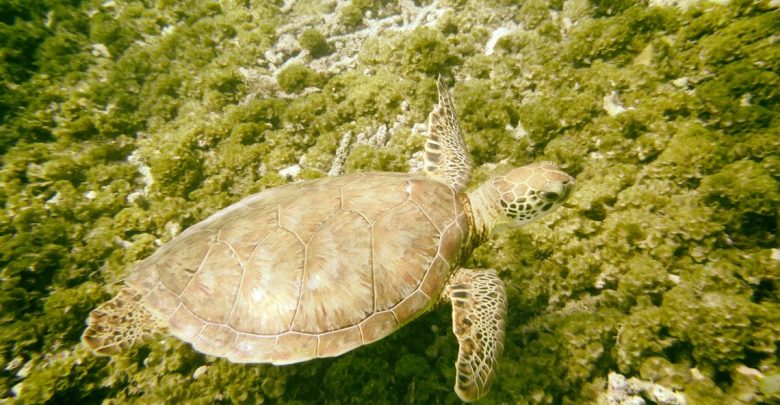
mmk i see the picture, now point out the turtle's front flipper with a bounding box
[82,288,163,355]
[444,268,507,402]
[425,77,472,192]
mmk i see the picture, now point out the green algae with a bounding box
[278,64,325,93]
[298,28,331,58]
[339,3,365,29]
[1,0,779,403]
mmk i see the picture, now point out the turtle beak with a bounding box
[561,202,575,209]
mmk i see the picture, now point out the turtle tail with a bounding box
[81,288,162,356]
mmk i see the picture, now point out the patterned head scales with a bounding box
[491,162,574,225]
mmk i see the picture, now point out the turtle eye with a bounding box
[542,191,560,201]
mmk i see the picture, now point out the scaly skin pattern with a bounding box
[468,161,575,241]
[424,77,473,192]
[445,269,507,402]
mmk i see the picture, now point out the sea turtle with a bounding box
[82,77,574,402]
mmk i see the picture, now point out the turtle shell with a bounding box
[125,172,470,364]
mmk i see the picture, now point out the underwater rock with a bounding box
[601,372,686,405]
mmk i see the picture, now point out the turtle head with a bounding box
[493,161,574,226]
[470,162,574,235]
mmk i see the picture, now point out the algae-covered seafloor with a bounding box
[1,0,778,403]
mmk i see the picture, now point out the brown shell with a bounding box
[125,172,470,364]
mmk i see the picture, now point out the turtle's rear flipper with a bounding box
[82,288,162,356]
[444,269,507,402]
